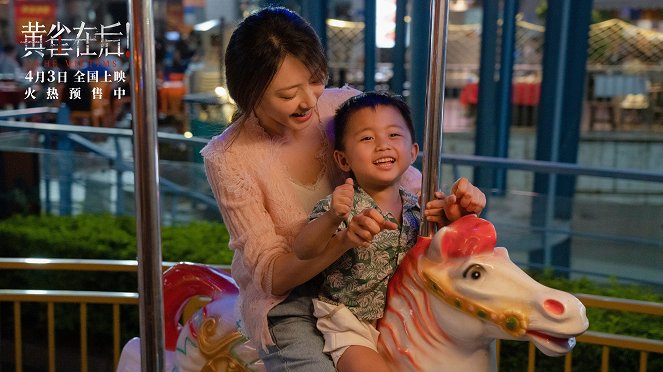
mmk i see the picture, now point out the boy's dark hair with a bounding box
[334,91,416,150]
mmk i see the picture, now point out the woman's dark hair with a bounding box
[225,7,328,120]
[334,91,416,150]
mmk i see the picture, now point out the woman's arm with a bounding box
[271,242,348,296]
[293,209,346,260]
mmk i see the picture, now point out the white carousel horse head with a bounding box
[117,215,588,372]
[378,214,589,371]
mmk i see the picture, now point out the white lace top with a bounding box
[288,177,332,213]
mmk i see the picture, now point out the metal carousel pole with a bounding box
[128,0,165,370]
[410,5,496,366]
[419,0,450,237]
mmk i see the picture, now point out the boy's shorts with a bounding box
[312,299,380,365]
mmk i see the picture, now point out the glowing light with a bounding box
[25,258,51,264]
[214,86,228,99]
[376,0,397,48]
[450,0,473,12]
[222,104,236,123]
[326,19,363,29]
[194,19,220,32]
[183,131,193,138]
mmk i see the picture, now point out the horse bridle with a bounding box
[422,270,528,338]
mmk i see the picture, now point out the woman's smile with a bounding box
[291,109,313,123]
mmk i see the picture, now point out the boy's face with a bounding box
[334,105,419,192]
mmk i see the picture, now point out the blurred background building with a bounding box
[0,1,661,370]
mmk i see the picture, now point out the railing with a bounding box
[1,111,662,285]
[494,293,663,372]
[573,294,663,372]
[437,151,663,287]
[0,258,230,371]
[0,258,147,372]
[0,107,218,224]
[2,290,137,372]
[0,258,660,371]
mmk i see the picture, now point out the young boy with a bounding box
[293,91,485,371]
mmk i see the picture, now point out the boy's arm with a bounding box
[294,178,398,259]
[293,178,355,260]
[294,207,397,260]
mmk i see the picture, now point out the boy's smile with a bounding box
[334,105,419,193]
[374,156,396,169]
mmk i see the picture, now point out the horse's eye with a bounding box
[463,264,484,280]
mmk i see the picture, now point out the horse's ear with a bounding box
[494,246,510,259]
[426,215,497,262]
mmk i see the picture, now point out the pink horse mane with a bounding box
[437,216,496,258]
[388,214,496,290]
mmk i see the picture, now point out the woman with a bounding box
[202,7,483,371]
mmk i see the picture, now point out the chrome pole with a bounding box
[128,0,165,370]
[419,0,450,237]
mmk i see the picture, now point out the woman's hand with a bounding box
[424,177,486,227]
[423,192,449,227]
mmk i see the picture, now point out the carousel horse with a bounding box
[117,215,588,371]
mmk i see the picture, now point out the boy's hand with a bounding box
[344,208,398,248]
[331,178,355,222]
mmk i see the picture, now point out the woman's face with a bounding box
[253,54,324,137]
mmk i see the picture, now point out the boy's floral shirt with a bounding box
[309,185,420,320]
